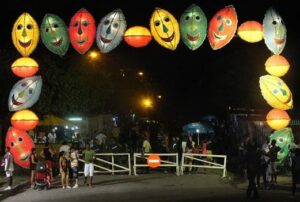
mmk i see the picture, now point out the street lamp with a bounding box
[138,71,144,76]
[141,97,153,109]
[87,50,100,61]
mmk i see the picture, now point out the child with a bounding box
[1,147,14,190]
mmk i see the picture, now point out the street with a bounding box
[1,173,299,202]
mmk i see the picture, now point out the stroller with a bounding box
[34,161,51,190]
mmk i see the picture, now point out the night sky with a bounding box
[0,0,299,122]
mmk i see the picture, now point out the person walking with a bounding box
[245,140,260,200]
[1,147,14,191]
[30,148,38,188]
[70,147,79,188]
[82,144,96,188]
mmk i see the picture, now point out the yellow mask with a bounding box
[12,13,39,56]
[150,8,180,50]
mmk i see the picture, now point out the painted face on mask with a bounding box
[6,127,34,169]
[270,127,294,163]
[69,8,96,54]
[207,5,238,50]
[180,4,207,50]
[12,12,39,56]
[41,14,70,56]
[150,7,180,50]
[263,8,286,55]
[8,76,42,111]
[96,9,127,53]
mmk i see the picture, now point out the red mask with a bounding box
[6,127,34,169]
[208,5,237,50]
[69,8,96,54]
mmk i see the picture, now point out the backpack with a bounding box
[61,156,67,171]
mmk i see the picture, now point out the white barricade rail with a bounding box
[79,153,131,175]
[181,153,227,177]
[133,153,180,176]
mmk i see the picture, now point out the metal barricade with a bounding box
[79,153,131,175]
[133,153,180,176]
[181,153,227,177]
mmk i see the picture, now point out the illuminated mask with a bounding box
[180,4,207,50]
[208,5,238,50]
[96,9,126,53]
[259,75,293,110]
[150,7,180,50]
[8,76,42,111]
[41,14,70,56]
[6,127,34,169]
[12,12,39,56]
[263,8,286,55]
[270,128,294,163]
[69,8,96,54]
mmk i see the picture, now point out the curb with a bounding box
[0,181,30,201]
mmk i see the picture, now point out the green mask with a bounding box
[270,127,294,164]
[41,14,69,56]
[180,4,207,50]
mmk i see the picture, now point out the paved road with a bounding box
[1,173,299,202]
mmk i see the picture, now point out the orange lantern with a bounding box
[237,21,263,43]
[266,108,291,130]
[265,55,290,77]
[11,109,39,131]
[11,57,39,78]
[124,26,152,48]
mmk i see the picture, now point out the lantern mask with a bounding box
[69,8,96,54]
[180,4,207,51]
[96,9,127,53]
[263,8,286,55]
[259,75,293,110]
[208,5,238,50]
[6,127,34,169]
[270,128,294,164]
[41,14,70,56]
[12,12,39,56]
[8,76,42,111]
[150,8,180,50]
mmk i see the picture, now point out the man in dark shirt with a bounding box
[269,139,280,185]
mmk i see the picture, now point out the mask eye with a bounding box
[154,20,160,27]
[28,89,33,94]
[164,17,170,22]
[17,24,23,30]
[272,21,277,25]
[195,16,201,21]
[185,16,190,21]
[83,21,89,27]
[217,16,222,21]
[225,19,232,25]
[73,21,79,27]
[45,28,49,32]
[113,23,119,28]
[104,20,110,25]
[11,142,14,147]
[53,24,59,28]
[18,137,23,142]
[27,24,33,29]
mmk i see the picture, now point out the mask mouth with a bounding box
[160,32,175,42]
[75,37,87,45]
[187,33,200,41]
[12,95,23,106]
[274,38,285,45]
[51,37,63,46]
[20,153,30,161]
[213,32,226,41]
[100,35,112,44]
[18,40,32,48]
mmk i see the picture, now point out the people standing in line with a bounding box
[1,147,14,191]
[70,147,79,188]
[291,148,300,196]
[82,144,96,188]
[30,148,38,188]
[40,142,55,181]
[268,139,280,186]
[245,140,260,200]
[59,151,71,189]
